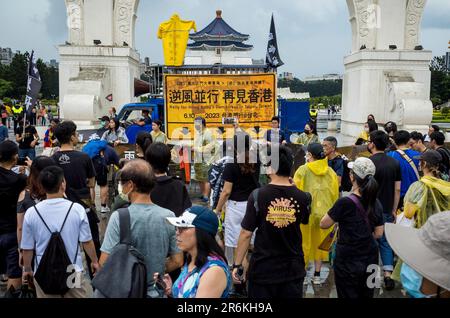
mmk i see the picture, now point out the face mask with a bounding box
[400,263,436,299]
[364,128,370,133]
[118,183,130,203]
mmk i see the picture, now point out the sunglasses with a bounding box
[176,227,191,234]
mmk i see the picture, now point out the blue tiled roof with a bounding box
[190,14,249,40]
[187,41,253,49]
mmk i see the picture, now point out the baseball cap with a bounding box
[307,143,326,160]
[99,116,110,122]
[386,212,450,291]
[414,150,442,166]
[166,206,219,236]
[348,157,376,179]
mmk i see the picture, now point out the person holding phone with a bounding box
[156,206,231,298]
[15,119,39,161]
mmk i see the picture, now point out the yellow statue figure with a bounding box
[158,14,196,67]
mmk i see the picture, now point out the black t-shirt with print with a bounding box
[222,163,260,202]
[52,151,96,199]
[370,153,401,214]
[15,125,37,149]
[241,184,311,284]
[0,167,27,234]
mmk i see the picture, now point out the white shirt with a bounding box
[21,198,92,272]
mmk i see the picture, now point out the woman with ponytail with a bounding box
[321,157,384,298]
[135,132,153,159]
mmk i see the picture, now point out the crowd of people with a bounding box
[0,110,449,300]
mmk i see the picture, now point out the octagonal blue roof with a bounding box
[190,10,249,41]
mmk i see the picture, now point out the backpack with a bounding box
[92,208,148,298]
[437,147,450,181]
[331,156,352,192]
[208,157,232,209]
[33,203,77,295]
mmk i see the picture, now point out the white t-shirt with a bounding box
[21,198,92,272]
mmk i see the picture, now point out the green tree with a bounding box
[430,56,450,106]
[0,79,13,98]
[36,59,59,99]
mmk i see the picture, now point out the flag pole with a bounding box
[23,52,32,136]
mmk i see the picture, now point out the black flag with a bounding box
[24,51,42,113]
[266,14,284,69]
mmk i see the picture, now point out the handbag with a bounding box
[18,284,37,299]
[318,225,339,252]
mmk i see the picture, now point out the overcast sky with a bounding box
[1,0,449,79]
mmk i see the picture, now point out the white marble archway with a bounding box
[342,0,432,138]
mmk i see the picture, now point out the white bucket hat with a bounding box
[385,212,450,291]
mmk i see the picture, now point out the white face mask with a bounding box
[118,183,131,203]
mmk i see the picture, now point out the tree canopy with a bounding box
[0,51,59,101]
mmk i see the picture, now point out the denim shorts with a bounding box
[0,232,22,279]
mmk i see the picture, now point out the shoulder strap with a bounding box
[118,208,132,245]
[347,194,370,227]
[396,150,420,179]
[34,202,74,234]
[59,202,75,233]
[34,206,52,234]
[252,189,260,217]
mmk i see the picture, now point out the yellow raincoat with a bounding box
[403,176,450,228]
[294,158,339,264]
[392,176,450,281]
[158,14,196,66]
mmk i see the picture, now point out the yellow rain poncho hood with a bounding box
[404,176,450,228]
[294,158,339,263]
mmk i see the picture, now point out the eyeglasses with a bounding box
[176,227,190,234]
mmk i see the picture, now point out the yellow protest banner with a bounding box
[164,73,277,139]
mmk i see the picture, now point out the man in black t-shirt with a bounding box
[232,146,311,298]
[52,121,100,278]
[368,131,401,290]
[429,131,450,179]
[0,141,27,293]
[145,143,192,217]
[15,119,39,161]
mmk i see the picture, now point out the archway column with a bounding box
[342,0,432,138]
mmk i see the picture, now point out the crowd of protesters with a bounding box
[0,110,449,300]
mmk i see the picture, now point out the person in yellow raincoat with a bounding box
[392,150,450,281]
[294,143,339,285]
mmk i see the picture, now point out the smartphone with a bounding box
[17,158,27,166]
[155,274,166,291]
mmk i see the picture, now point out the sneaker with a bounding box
[384,277,395,291]
[313,275,322,285]
[100,206,110,214]
[200,196,209,203]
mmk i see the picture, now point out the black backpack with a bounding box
[331,156,352,192]
[340,157,352,192]
[92,208,148,298]
[437,147,450,181]
[34,203,77,295]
